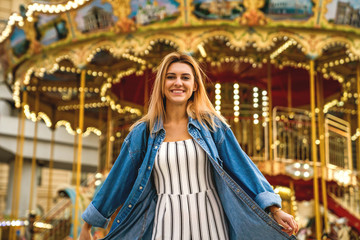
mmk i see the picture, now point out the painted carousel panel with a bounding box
[129,0,181,26]
[10,27,30,58]
[324,0,360,29]
[192,0,245,20]
[34,13,69,46]
[262,0,314,21]
[75,0,118,34]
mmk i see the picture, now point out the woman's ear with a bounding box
[193,81,198,91]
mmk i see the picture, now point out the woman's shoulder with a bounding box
[207,114,230,132]
[125,121,148,141]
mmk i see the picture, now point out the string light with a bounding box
[55,121,101,136]
[262,90,269,122]
[57,102,108,111]
[0,13,23,43]
[215,83,221,114]
[351,128,360,141]
[270,39,297,59]
[38,112,52,127]
[233,83,240,122]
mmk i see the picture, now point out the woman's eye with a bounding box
[166,76,175,79]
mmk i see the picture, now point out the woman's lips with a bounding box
[171,90,185,94]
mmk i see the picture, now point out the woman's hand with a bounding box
[79,222,93,240]
[271,207,299,236]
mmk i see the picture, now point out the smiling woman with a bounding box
[80,52,298,240]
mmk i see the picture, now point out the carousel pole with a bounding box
[73,69,86,240]
[14,91,28,218]
[72,110,78,185]
[29,91,40,212]
[9,112,21,240]
[105,106,113,171]
[289,179,295,216]
[357,64,360,175]
[72,132,78,185]
[287,71,292,109]
[47,128,55,212]
[310,59,321,239]
[317,73,329,233]
[267,61,274,170]
[9,91,27,240]
[144,70,149,113]
[287,71,293,160]
[98,108,103,172]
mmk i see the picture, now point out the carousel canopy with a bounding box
[0,0,359,137]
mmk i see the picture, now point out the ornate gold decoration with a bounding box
[109,0,136,33]
[240,0,267,26]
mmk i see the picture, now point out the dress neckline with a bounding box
[163,138,193,143]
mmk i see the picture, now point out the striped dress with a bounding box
[151,138,229,240]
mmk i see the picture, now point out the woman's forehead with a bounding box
[167,62,193,74]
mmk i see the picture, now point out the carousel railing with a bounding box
[33,173,96,240]
[272,106,312,162]
[325,114,353,170]
[34,198,72,240]
[328,186,360,219]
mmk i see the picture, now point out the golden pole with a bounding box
[310,59,321,239]
[73,69,86,240]
[72,110,78,185]
[317,74,329,233]
[287,71,293,160]
[98,108,103,172]
[287,71,292,109]
[72,132,78,185]
[14,91,27,218]
[144,70,149,113]
[47,129,55,212]
[267,61,274,168]
[357,64,360,176]
[105,106,113,171]
[29,91,40,212]
[9,91,27,240]
[289,180,295,216]
[11,111,22,216]
[356,63,360,216]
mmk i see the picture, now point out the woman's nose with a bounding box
[174,77,182,85]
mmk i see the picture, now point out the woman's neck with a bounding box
[164,102,188,123]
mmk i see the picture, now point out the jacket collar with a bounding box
[152,116,201,134]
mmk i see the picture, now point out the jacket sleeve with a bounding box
[81,132,141,228]
[217,126,282,210]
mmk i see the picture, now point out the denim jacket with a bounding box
[82,117,296,239]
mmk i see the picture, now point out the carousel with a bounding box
[0,0,360,239]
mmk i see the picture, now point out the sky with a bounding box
[129,0,180,18]
[325,0,360,20]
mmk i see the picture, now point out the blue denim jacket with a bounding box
[82,117,296,239]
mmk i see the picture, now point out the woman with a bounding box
[80,52,298,239]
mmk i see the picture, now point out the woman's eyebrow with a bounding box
[166,72,191,75]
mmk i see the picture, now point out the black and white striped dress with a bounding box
[151,139,229,240]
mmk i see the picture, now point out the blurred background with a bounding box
[0,0,360,239]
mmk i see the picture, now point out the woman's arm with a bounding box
[269,206,299,236]
[82,123,147,228]
[79,222,93,240]
[217,126,281,209]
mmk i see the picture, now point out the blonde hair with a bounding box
[130,52,228,132]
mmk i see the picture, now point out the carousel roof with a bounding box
[0,0,359,137]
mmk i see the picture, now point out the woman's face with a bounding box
[164,62,197,106]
